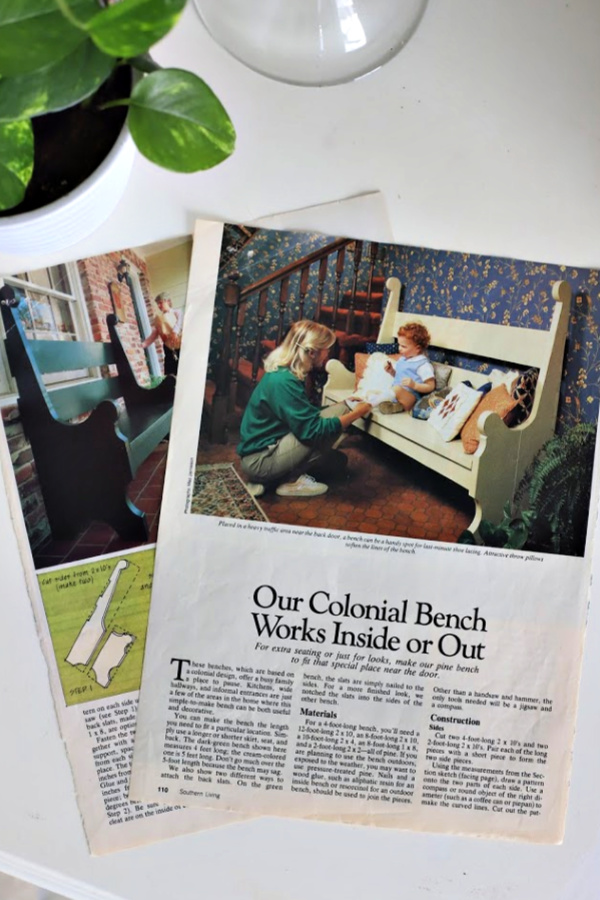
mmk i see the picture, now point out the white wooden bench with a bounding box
[323,276,571,533]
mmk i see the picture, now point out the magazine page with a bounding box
[0,194,391,855]
[0,235,240,854]
[131,219,599,843]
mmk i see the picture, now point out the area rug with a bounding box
[191,463,269,522]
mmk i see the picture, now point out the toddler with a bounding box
[347,322,435,414]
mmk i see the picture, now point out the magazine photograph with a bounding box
[0,236,240,853]
[191,225,596,558]
[130,219,600,844]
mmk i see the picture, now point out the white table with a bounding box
[1,2,600,898]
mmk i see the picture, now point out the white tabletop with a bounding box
[1,1,599,273]
[1,2,600,898]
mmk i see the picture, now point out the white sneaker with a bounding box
[246,482,265,498]
[276,474,328,497]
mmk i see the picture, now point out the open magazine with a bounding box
[0,234,242,854]
[130,219,599,843]
[0,195,391,854]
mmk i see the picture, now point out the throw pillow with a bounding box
[507,367,539,425]
[428,383,483,442]
[431,361,452,391]
[460,384,519,454]
[411,386,452,420]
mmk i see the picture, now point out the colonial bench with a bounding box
[323,277,571,533]
[1,286,175,541]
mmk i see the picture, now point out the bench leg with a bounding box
[97,495,149,542]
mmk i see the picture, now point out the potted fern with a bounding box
[0,0,235,253]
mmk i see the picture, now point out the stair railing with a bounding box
[209,236,381,441]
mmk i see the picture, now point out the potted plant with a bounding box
[0,0,235,253]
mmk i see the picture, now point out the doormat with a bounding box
[190,463,269,522]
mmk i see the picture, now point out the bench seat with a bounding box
[1,287,175,541]
[323,277,571,535]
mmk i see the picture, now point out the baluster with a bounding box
[277,276,290,344]
[252,288,269,383]
[331,247,346,331]
[315,255,328,322]
[298,264,310,319]
[362,241,379,336]
[212,274,239,442]
[229,299,247,412]
[346,240,363,335]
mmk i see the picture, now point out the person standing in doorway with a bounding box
[142,292,183,376]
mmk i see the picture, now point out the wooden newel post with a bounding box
[252,288,269,383]
[331,247,346,330]
[362,242,379,336]
[298,265,310,320]
[346,240,363,335]
[229,300,247,413]
[212,275,240,443]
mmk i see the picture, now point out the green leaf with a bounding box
[125,69,235,172]
[86,0,186,58]
[0,41,114,122]
[457,530,477,545]
[0,120,34,211]
[0,0,97,77]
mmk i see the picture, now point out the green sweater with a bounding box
[237,367,342,457]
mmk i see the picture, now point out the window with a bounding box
[1,263,91,398]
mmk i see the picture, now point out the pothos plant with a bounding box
[0,0,236,212]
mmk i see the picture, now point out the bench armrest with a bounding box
[324,358,355,391]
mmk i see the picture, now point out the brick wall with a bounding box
[77,248,162,385]
[2,405,51,549]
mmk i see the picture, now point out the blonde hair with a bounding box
[153,292,172,315]
[264,320,336,379]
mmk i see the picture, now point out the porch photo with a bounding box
[0,236,192,569]
[193,226,598,558]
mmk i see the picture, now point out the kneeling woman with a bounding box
[238,320,371,497]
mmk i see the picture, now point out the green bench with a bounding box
[1,285,174,542]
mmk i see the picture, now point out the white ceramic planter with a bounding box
[0,122,136,256]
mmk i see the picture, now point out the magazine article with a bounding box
[0,195,391,854]
[130,218,599,843]
[0,234,241,854]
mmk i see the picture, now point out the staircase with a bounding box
[204,238,388,442]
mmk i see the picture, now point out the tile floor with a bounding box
[198,427,473,543]
[32,442,168,569]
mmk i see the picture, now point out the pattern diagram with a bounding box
[66,559,136,688]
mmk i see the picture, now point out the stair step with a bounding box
[320,305,381,320]
[339,290,384,310]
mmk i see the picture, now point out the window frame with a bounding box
[0,262,97,400]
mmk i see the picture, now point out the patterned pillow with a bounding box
[411,386,452,420]
[460,385,519,454]
[432,361,452,391]
[507,367,539,425]
[429,383,483,442]
[366,340,398,354]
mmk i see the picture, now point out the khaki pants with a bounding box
[240,402,346,485]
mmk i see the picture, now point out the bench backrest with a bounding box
[1,289,123,423]
[377,276,571,436]
[378,277,570,373]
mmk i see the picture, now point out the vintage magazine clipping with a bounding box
[0,235,241,854]
[131,218,599,843]
[0,195,391,854]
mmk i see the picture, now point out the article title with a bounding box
[250,584,487,660]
